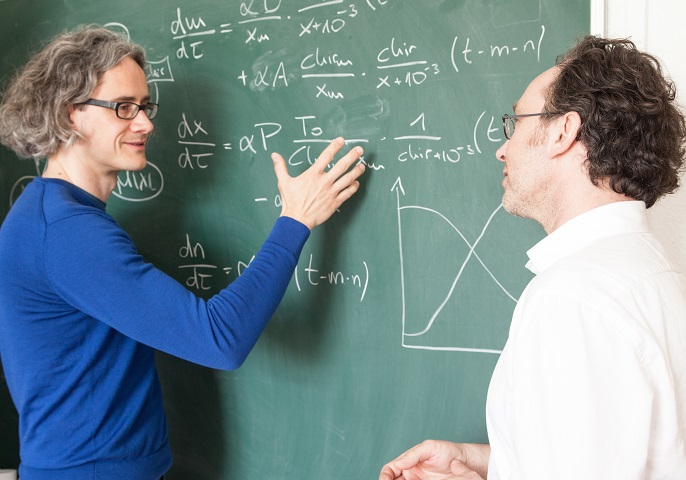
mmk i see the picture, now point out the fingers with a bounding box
[334,180,360,207]
[379,445,427,476]
[327,142,365,180]
[378,465,399,480]
[310,136,365,181]
[272,138,364,184]
[270,137,365,229]
[311,136,346,172]
[333,162,364,195]
[270,151,288,183]
[325,140,365,203]
[327,142,364,210]
[378,463,410,480]
[450,460,485,480]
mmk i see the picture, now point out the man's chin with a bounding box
[501,197,526,219]
[129,157,148,172]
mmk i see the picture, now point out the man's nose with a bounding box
[495,141,507,162]
[130,109,154,133]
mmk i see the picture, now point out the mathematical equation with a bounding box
[175,109,501,163]
[177,233,369,302]
[112,109,503,203]
[1,2,552,247]
[295,254,369,303]
[81,2,553,206]
[171,1,389,57]
[177,233,252,291]
[166,2,546,101]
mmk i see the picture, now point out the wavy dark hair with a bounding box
[0,26,146,159]
[544,36,686,207]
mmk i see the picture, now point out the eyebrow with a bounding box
[512,102,518,113]
[111,95,152,103]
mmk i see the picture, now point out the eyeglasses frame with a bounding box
[501,112,562,140]
[76,98,159,120]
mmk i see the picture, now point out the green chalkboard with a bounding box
[0,1,589,478]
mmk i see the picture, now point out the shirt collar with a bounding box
[525,201,649,274]
[38,177,107,211]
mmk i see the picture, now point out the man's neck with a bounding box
[43,151,117,203]
[544,185,634,234]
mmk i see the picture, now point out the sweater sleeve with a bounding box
[44,214,309,369]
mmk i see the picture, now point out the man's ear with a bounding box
[67,104,84,129]
[549,111,581,156]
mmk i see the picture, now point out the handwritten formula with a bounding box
[4,0,566,323]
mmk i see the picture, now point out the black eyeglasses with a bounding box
[77,99,159,120]
[502,112,560,140]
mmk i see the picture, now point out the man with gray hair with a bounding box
[0,26,364,479]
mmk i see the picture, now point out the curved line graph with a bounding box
[393,177,517,354]
[401,204,516,337]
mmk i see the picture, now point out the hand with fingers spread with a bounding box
[271,137,365,230]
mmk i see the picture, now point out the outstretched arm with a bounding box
[272,136,365,230]
[379,440,490,480]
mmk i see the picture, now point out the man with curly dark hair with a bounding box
[380,36,686,480]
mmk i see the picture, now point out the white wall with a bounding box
[592,0,686,271]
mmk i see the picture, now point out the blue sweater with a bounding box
[0,177,309,479]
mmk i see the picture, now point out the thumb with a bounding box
[271,152,289,182]
[450,459,477,477]
[450,459,486,480]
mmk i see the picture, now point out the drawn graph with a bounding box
[393,177,518,354]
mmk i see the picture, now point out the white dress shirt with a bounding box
[486,201,686,480]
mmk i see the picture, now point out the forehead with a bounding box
[91,56,149,99]
[514,66,559,112]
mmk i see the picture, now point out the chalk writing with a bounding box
[238,51,290,91]
[177,233,367,300]
[239,122,282,154]
[177,233,254,290]
[146,57,174,82]
[393,112,501,164]
[297,1,358,37]
[393,177,516,354]
[1,1,581,374]
[113,164,164,202]
[451,25,547,72]
[177,113,232,169]
[375,37,440,90]
[294,253,369,302]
